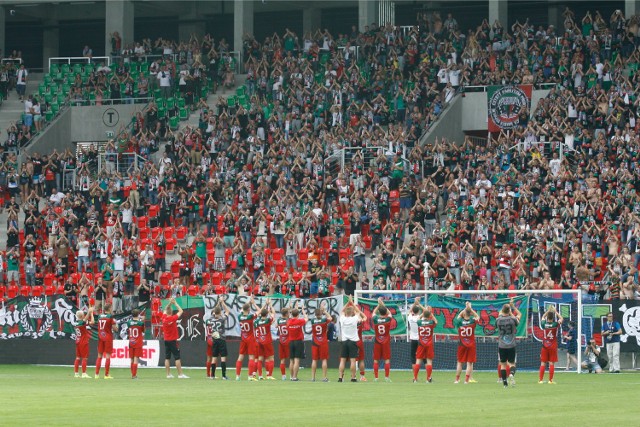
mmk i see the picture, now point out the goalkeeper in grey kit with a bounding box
[205,298,231,379]
[496,298,521,388]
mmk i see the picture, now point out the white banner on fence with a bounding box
[101,340,160,368]
[200,295,343,341]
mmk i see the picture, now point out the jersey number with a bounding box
[498,324,514,335]
[544,329,555,340]
[99,319,107,330]
[130,328,139,338]
[240,322,251,332]
[314,325,324,335]
[419,326,432,337]
[460,326,473,337]
[377,325,387,335]
[257,326,267,336]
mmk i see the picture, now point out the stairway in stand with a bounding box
[0,73,44,142]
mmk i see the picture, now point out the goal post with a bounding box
[354,289,583,373]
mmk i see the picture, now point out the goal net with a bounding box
[354,289,583,373]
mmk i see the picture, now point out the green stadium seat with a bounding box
[236,86,246,97]
[179,108,189,120]
[169,116,179,130]
[177,98,186,109]
[157,107,166,120]
[166,97,175,110]
[45,110,54,122]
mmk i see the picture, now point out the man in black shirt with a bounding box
[344,267,358,296]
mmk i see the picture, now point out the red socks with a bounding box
[360,368,365,377]
[384,362,390,378]
[74,359,80,373]
[280,362,286,376]
[105,359,111,376]
[426,365,432,380]
[465,374,470,382]
[82,359,87,374]
[131,363,138,377]
[206,362,212,377]
[549,365,555,382]
[266,360,274,376]
[256,360,263,377]
[373,361,379,378]
[539,365,545,381]
[412,364,420,380]
[236,360,242,376]
[248,360,255,376]
[95,357,102,375]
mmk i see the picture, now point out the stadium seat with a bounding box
[176,226,188,241]
[148,205,159,218]
[137,216,148,229]
[164,227,175,240]
[151,227,162,240]
[187,285,199,297]
[7,284,18,299]
[31,286,44,297]
[165,238,177,251]
[44,285,56,296]
[20,286,30,297]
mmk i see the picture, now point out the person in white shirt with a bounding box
[16,64,27,100]
[76,235,91,272]
[23,96,34,129]
[49,188,65,205]
[157,66,172,97]
[406,298,423,365]
[139,244,154,268]
[338,296,367,382]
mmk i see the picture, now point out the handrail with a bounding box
[48,56,111,72]
[69,96,153,107]
[1,58,23,65]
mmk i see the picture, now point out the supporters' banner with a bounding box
[580,300,640,352]
[0,295,149,340]
[487,85,532,132]
[426,295,529,338]
[105,340,160,368]
[164,294,344,341]
[357,298,407,336]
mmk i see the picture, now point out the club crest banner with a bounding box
[487,85,532,132]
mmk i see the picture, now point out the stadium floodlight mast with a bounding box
[354,289,583,373]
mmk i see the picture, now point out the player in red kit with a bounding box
[254,299,276,380]
[277,307,291,380]
[236,296,259,381]
[539,305,563,384]
[413,305,437,383]
[127,309,145,379]
[73,307,94,378]
[162,298,189,378]
[286,302,308,381]
[454,301,480,384]
[93,304,118,379]
[311,304,332,382]
[372,298,393,382]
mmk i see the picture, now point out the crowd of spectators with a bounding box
[1,7,640,312]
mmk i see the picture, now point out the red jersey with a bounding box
[311,316,330,345]
[238,313,256,341]
[75,320,90,346]
[455,317,477,347]
[254,317,273,345]
[97,314,116,341]
[372,315,392,344]
[417,319,436,346]
[127,319,145,349]
[287,317,306,341]
[541,320,559,349]
[162,313,180,341]
[276,317,289,344]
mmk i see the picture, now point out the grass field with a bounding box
[1,365,638,426]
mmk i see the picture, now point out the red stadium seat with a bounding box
[31,286,44,297]
[151,298,162,312]
[148,205,159,218]
[164,227,175,240]
[165,238,177,251]
[44,285,56,296]
[272,248,283,261]
[7,284,19,299]
[298,248,308,261]
[20,286,31,297]
[160,272,172,286]
[176,226,188,241]
[137,216,148,229]
[151,227,162,240]
[187,285,199,297]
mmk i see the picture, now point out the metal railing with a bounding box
[69,96,153,107]
[1,58,23,65]
[98,152,149,175]
[48,56,111,72]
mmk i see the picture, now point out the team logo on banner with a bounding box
[487,85,532,132]
[21,297,53,338]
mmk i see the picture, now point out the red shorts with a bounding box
[98,339,113,355]
[239,339,256,357]
[76,342,89,358]
[130,347,143,359]
[373,341,391,361]
[540,346,558,363]
[279,342,290,360]
[256,342,274,358]
[416,344,434,361]
[312,343,329,361]
[457,345,476,363]
[357,341,365,361]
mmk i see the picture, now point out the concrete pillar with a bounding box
[626,0,640,18]
[43,19,59,71]
[0,8,5,60]
[303,7,322,35]
[548,1,563,31]
[234,0,253,55]
[359,0,378,33]
[488,0,508,28]
[179,3,206,42]
[105,0,134,57]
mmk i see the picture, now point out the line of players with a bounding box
[72,296,565,383]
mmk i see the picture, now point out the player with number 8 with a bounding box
[372,297,393,382]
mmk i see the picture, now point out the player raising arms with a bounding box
[454,301,479,384]
[338,295,367,382]
[372,297,393,382]
[127,309,145,379]
[539,305,563,384]
[413,303,437,383]
[407,298,423,369]
[254,299,276,380]
[163,298,189,379]
[205,298,230,380]
[310,303,333,382]
[94,304,118,379]
[287,301,308,382]
[73,307,94,378]
[497,298,521,388]
[236,296,259,381]
[276,306,291,380]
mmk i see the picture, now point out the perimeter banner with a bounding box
[426,295,529,338]
[487,85,532,132]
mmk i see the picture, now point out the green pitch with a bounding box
[0,365,637,426]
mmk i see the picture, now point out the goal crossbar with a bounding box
[354,289,583,373]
